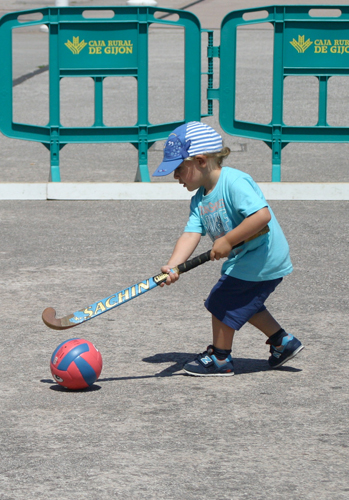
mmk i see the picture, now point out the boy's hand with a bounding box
[211,235,232,260]
[159,266,179,287]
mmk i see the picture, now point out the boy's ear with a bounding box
[195,154,208,167]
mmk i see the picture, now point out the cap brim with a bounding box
[152,158,183,177]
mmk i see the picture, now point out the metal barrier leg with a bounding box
[271,138,282,182]
[134,162,151,182]
[134,138,151,182]
[49,165,61,182]
[49,141,61,182]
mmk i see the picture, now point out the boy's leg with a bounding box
[183,315,235,377]
[212,314,235,350]
[248,309,304,368]
[248,309,281,338]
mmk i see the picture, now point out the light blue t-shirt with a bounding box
[184,167,293,281]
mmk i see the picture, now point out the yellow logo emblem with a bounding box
[290,35,313,53]
[65,36,87,55]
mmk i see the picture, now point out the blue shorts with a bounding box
[204,275,282,331]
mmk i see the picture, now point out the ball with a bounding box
[50,338,103,390]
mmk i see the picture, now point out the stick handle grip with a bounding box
[176,250,212,274]
[152,250,211,285]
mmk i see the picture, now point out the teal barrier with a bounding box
[1,5,349,182]
[211,5,349,181]
[0,6,202,181]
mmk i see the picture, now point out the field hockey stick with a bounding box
[42,251,212,330]
[42,225,269,330]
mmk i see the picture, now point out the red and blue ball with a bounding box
[50,338,103,390]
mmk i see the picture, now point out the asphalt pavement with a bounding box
[0,1,348,499]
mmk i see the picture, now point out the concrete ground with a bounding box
[1,199,348,500]
[0,1,348,499]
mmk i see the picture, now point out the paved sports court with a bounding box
[0,1,348,499]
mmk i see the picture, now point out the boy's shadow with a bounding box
[42,352,301,388]
[142,352,301,377]
[143,352,194,376]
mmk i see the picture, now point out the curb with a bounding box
[0,183,348,201]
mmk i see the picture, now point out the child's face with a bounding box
[173,159,203,191]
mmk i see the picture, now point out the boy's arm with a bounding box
[211,207,271,260]
[160,232,202,286]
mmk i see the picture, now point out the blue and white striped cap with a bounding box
[152,121,223,177]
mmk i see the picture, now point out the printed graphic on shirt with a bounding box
[199,199,232,241]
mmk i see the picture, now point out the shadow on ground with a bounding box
[40,352,301,388]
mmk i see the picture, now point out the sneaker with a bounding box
[183,346,235,377]
[268,334,304,368]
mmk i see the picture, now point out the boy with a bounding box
[153,121,303,376]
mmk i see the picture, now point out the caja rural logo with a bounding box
[65,36,133,55]
[290,34,349,54]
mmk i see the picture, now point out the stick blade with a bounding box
[42,307,73,330]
